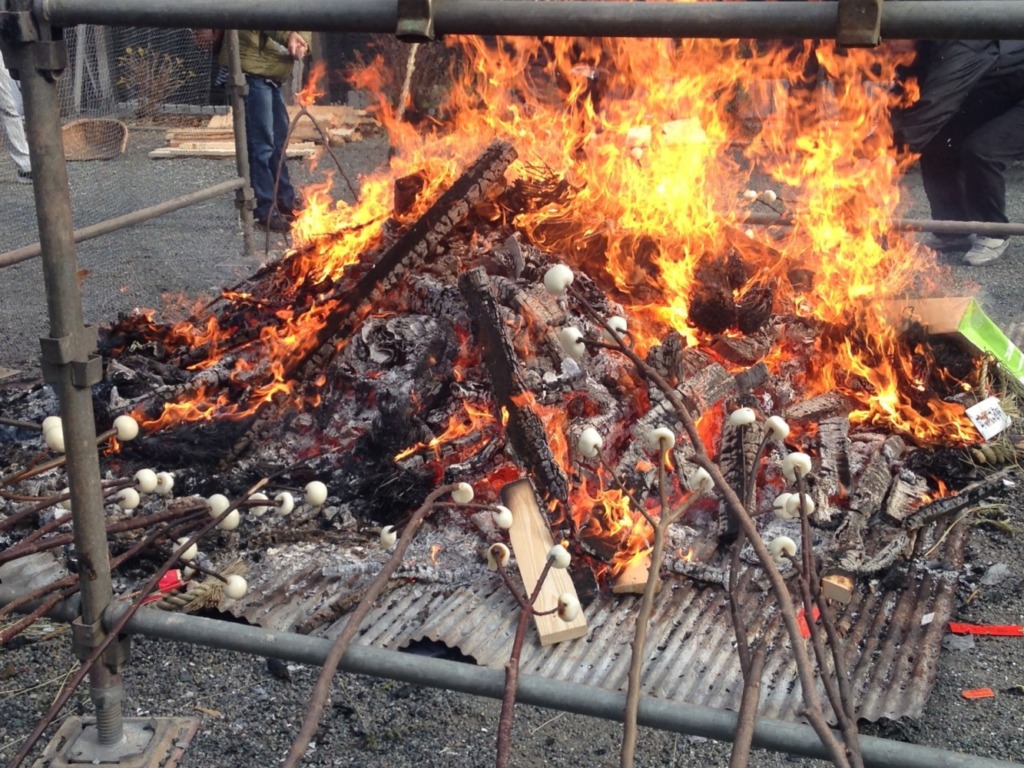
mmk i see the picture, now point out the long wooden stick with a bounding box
[570,284,852,768]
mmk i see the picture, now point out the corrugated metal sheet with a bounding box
[0,551,68,592]
[222,517,965,724]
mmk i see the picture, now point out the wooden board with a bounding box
[612,559,656,595]
[205,104,375,131]
[501,479,588,645]
[148,143,318,160]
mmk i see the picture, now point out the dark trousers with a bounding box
[920,89,1024,224]
[244,74,297,221]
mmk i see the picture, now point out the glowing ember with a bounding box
[393,401,496,462]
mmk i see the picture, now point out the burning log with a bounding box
[710,331,774,367]
[230,140,518,463]
[501,479,587,645]
[904,465,1018,531]
[784,392,854,425]
[460,267,569,503]
[493,275,572,378]
[645,332,713,386]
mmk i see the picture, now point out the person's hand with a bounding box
[287,32,308,61]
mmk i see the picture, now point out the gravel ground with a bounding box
[2,125,1024,767]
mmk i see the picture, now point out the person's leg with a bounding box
[0,67,31,177]
[269,87,296,213]
[958,100,1024,223]
[919,134,966,222]
[957,100,1024,264]
[244,75,278,222]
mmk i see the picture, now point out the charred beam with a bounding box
[460,268,569,503]
[228,141,517,463]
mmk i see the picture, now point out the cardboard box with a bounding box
[894,297,1024,381]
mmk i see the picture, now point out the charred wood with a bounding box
[227,141,517,465]
[816,416,851,501]
[689,280,736,335]
[460,267,569,503]
[666,554,728,587]
[680,362,736,414]
[710,332,773,367]
[904,466,1018,530]
[716,418,762,543]
[394,172,426,217]
[836,529,909,575]
[784,392,853,426]
[299,140,516,378]
[848,435,904,517]
[646,333,712,386]
[736,283,775,336]
[733,362,769,394]
[883,475,931,525]
[406,273,468,321]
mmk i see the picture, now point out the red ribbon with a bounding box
[141,569,185,605]
[797,606,821,638]
[949,622,1024,637]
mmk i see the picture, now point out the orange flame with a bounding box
[297,60,327,108]
[138,23,977,502]
[393,401,496,462]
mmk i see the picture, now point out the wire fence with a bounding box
[0,25,230,256]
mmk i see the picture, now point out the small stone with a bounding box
[942,634,976,652]
[980,562,1011,587]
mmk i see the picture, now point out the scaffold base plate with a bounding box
[31,716,200,767]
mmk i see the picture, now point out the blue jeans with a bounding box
[244,75,296,221]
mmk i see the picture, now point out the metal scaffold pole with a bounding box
[34,0,1024,43]
[2,2,126,755]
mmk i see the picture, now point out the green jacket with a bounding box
[221,30,312,83]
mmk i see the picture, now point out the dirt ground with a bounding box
[2,112,1024,766]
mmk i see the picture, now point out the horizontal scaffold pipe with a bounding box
[38,0,1024,42]
[0,177,246,269]
[0,588,1015,768]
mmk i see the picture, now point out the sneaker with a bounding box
[919,231,972,252]
[963,236,1010,266]
[16,170,31,185]
[256,209,291,233]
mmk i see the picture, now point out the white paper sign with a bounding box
[966,396,1012,441]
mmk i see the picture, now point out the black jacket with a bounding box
[893,40,1024,152]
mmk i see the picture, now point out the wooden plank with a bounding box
[205,105,375,133]
[205,113,233,130]
[501,479,588,646]
[612,558,656,595]
[166,129,235,143]
[148,144,319,160]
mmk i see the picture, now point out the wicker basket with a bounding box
[62,118,129,161]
